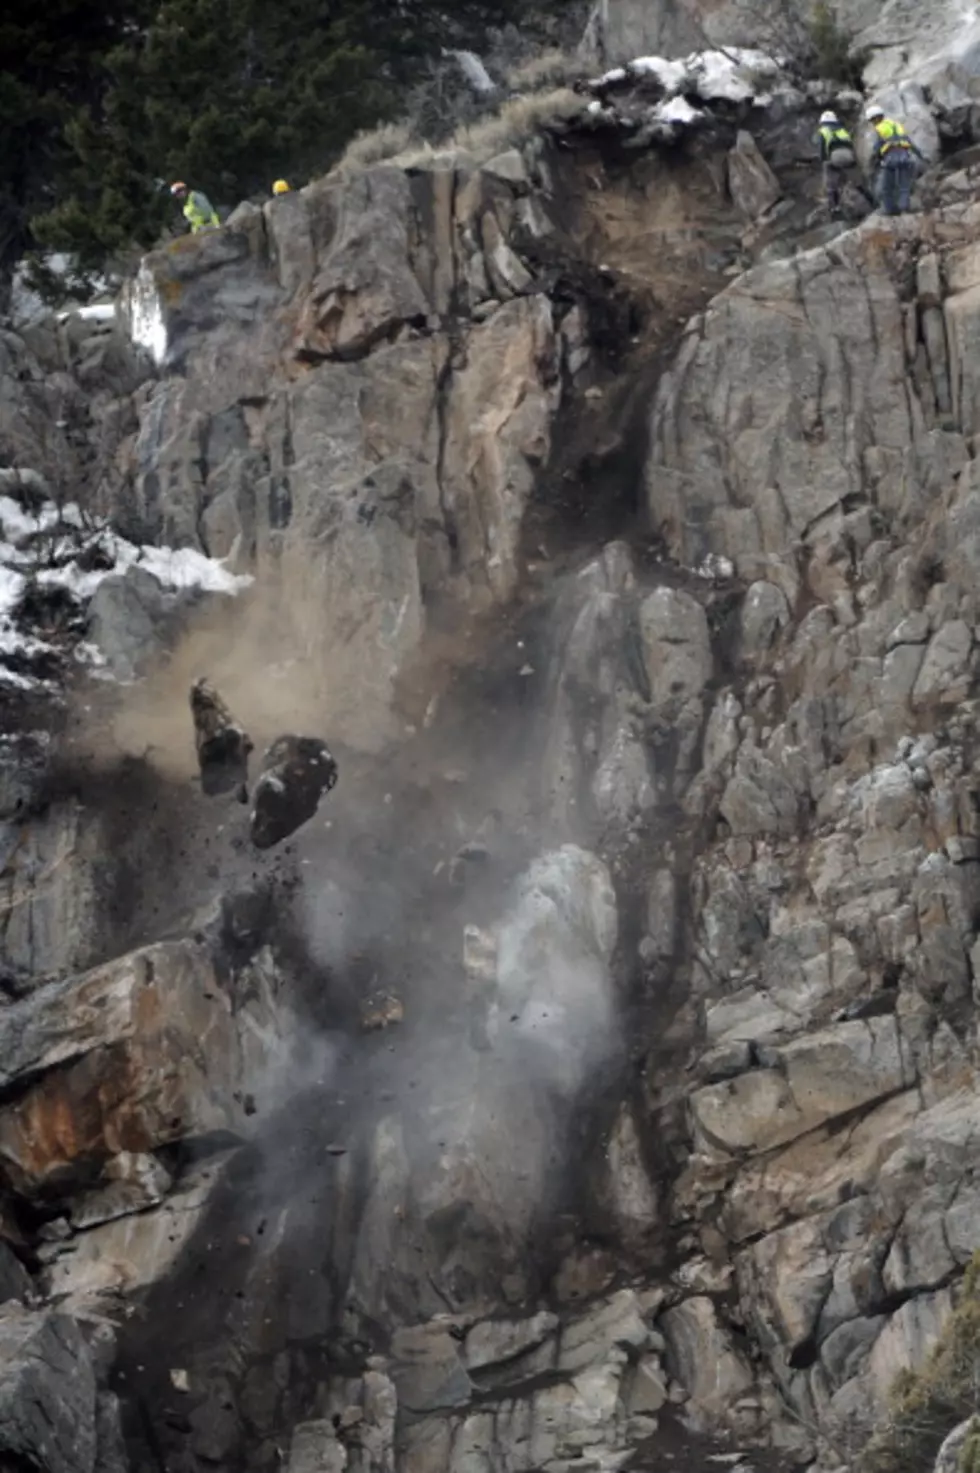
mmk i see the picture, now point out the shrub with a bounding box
[858,1256,980,1473]
[807,0,870,87]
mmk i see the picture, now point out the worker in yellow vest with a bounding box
[816,111,861,216]
[865,105,924,215]
[170,182,220,233]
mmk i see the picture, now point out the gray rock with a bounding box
[727,131,781,219]
[639,586,712,707]
[69,1152,173,1231]
[0,1307,97,1473]
[465,1312,558,1371]
[720,746,799,838]
[913,621,973,705]
[934,1418,975,1473]
[482,150,530,188]
[0,941,277,1194]
[481,212,533,298]
[558,1289,650,1374]
[390,1323,473,1413]
[0,1244,32,1308]
[94,1394,129,1473]
[85,564,171,680]
[660,1298,753,1417]
[288,1420,348,1473]
[740,581,791,655]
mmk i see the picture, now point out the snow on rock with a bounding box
[126,261,169,367]
[592,46,782,107]
[0,494,251,691]
[56,303,116,326]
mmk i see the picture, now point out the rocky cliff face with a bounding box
[4,43,980,1473]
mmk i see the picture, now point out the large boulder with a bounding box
[0,940,278,1194]
[189,677,253,799]
[249,734,338,849]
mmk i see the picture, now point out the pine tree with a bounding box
[12,0,565,283]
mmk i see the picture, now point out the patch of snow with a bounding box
[695,554,735,579]
[0,565,24,622]
[57,302,116,325]
[628,56,689,90]
[592,46,783,117]
[0,494,252,688]
[655,96,704,125]
[127,261,169,367]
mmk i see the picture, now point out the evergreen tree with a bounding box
[4,0,566,285]
[0,0,151,286]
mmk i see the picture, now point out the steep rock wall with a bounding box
[3,78,980,1473]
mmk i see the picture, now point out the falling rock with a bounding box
[0,1307,97,1473]
[250,734,338,849]
[190,677,253,799]
[727,131,781,219]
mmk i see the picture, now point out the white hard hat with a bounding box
[819,110,838,124]
[865,104,885,121]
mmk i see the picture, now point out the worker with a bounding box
[816,111,860,217]
[865,105,924,216]
[170,181,220,233]
[272,179,291,196]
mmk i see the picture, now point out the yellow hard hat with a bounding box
[272,179,290,195]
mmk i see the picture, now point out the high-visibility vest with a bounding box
[819,124,853,150]
[874,119,912,155]
[183,191,219,232]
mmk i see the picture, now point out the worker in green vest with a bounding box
[865,105,924,215]
[170,181,220,233]
[816,111,868,217]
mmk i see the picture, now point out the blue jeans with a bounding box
[880,155,914,214]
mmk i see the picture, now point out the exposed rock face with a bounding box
[9,64,980,1473]
[602,0,980,118]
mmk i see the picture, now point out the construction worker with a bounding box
[272,179,291,196]
[816,111,861,216]
[865,105,924,216]
[170,181,220,233]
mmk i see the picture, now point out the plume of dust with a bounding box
[97,574,347,781]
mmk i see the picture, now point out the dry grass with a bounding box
[858,1255,980,1473]
[506,46,590,91]
[334,119,416,175]
[331,87,585,178]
